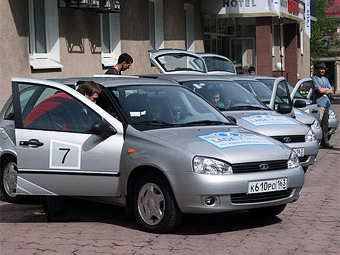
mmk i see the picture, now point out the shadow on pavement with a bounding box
[1,195,282,235]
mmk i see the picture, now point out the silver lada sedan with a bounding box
[150,74,319,172]
[1,76,304,233]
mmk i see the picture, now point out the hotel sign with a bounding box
[202,0,305,21]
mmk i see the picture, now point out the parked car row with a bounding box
[0,49,336,233]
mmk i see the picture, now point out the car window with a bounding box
[293,81,314,104]
[4,101,14,120]
[277,81,290,104]
[18,83,101,133]
[110,85,230,130]
[203,57,235,73]
[182,80,269,111]
[155,53,206,73]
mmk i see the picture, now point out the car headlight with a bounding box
[193,156,233,175]
[311,119,321,129]
[329,110,336,119]
[288,151,300,168]
[305,128,316,142]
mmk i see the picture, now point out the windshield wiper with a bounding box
[134,120,176,127]
[229,105,268,110]
[181,120,232,126]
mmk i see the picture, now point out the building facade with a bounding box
[201,0,311,85]
[0,0,205,108]
[0,0,313,109]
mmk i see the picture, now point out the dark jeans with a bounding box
[40,196,68,222]
[318,106,330,146]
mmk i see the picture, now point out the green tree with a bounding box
[311,0,339,60]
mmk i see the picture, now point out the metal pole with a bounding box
[279,17,283,77]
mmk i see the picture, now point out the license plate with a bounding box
[293,148,304,157]
[248,178,288,194]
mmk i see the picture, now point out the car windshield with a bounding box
[181,80,270,111]
[257,79,274,90]
[155,53,206,73]
[234,80,273,102]
[202,56,236,73]
[110,85,232,130]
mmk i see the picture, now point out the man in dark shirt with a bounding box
[105,53,133,75]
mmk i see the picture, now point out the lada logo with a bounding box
[283,137,291,143]
[259,163,269,170]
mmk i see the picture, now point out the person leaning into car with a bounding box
[41,81,102,222]
[105,53,133,75]
[312,62,334,149]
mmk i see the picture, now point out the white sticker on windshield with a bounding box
[197,132,276,148]
[241,115,297,126]
[49,139,81,169]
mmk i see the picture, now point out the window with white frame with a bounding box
[149,0,164,50]
[28,0,63,69]
[184,4,194,52]
[101,13,121,67]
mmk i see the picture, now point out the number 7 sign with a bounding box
[49,139,81,169]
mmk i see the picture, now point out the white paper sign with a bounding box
[49,139,81,169]
[241,115,297,126]
[197,131,276,148]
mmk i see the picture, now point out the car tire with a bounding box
[1,157,22,203]
[249,204,287,218]
[132,174,182,233]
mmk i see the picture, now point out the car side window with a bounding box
[4,102,14,120]
[19,84,101,133]
[297,81,315,103]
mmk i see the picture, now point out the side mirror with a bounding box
[227,116,237,124]
[92,120,117,136]
[293,100,307,108]
[277,103,292,114]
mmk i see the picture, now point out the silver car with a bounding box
[228,77,323,143]
[256,76,338,141]
[151,74,319,172]
[0,76,304,233]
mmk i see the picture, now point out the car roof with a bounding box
[140,73,243,83]
[49,76,179,88]
[241,75,278,80]
[197,53,232,60]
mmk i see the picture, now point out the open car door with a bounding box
[12,77,124,197]
[269,77,295,118]
[290,78,318,118]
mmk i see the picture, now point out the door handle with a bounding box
[312,109,318,113]
[19,139,44,147]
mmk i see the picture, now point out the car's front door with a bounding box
[270,77,295,118]
[290,78,318,118]
[12,78,124,197]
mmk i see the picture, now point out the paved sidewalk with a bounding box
[0,102,339,255]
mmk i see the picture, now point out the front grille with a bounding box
[232,160,288,173]
[230,189,293,204]
[271,135,305,143]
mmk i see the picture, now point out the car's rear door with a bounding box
[12,77,124,197]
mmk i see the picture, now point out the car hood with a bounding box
[293,108,315,125]
[145,125,291,164]
[222,110,310,136]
